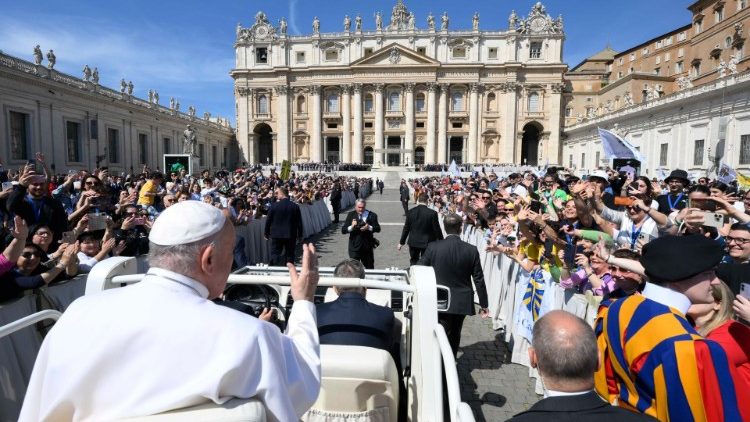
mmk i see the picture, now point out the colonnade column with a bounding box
[437,83,448,164]
[275,85,289,162]
[310,85,322,162]
[426,83,437,164]
[352,84,363,163]
[404,83,415,166]
[342,85,352,163]
[374,84,385,166]
[468,83,480,163]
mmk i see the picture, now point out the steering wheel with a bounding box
[222,284,278,318]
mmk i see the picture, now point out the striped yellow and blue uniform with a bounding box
[594,294,750,422]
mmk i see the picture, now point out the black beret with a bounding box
[641,235,724,284]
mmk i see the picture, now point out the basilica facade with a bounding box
[232,1,566,166]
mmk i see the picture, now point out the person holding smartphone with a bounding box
[6,164,68,245]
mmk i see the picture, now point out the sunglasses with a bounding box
[22,252,41,259]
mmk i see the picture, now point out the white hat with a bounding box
[149,201,226,246]
[588,170,610,184]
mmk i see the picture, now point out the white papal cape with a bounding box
[19,268,320,422]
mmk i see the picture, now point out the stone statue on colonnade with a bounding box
[33,45,43,65]
[46,50,56,69]
[92,67,99,84]
[82,65,92,81]
[355,15,362,32]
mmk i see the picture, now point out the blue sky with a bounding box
[1,1,691,126]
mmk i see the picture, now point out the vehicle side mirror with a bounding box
[436,285,451,312]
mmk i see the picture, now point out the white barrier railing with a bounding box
[0,310,62,339]
[460,224,602,394]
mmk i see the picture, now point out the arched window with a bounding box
[415,93,426,112]
[527,92,540,112]
[364,94,374,112]
[364,146,374,165]
[258,95,269,114]
[414,147,425,165]
[451,91,464,112]
[326,93,339,113]
[296,96,306,114]
[388,92,400,111]
[486,92,496,112]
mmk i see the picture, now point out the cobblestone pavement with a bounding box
[307,187,539,421]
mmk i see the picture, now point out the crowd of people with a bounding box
[407,165,750,420]
[0,152,371,303]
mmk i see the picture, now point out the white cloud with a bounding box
[0,16,234,90]
[288,0,301,35]
[0,12,236,120]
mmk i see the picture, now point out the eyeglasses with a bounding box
[482,196,491,199]
[726,236,750,246]
[21,252,41,259]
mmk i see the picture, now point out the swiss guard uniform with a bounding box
[595,235,750,422]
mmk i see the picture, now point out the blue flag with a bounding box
[598,128,647,165]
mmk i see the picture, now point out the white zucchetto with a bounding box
[148,200,226,246]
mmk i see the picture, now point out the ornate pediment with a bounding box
[513,2,563,35]
[236,11,278,45]
[350,43,440,67]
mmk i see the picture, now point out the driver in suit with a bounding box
[418,213,488,357]
[316,259,395,355]
[341,199,380,269]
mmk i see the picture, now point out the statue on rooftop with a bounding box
[312,16,320,34]
[170,97,176,110]
[441,12,449,30]
[153,91,159,105]
[120,79,127,94]
[46,50,56,69]
[279,17,287,35]
[355,14,362,32]
[82,65,92,82]
[148,90,154,104]
[427,13,435,31]
[408,12,415,30]
[472,12,479,31]
[127,81,134,95]
[92,67,99,84]
[33,45,43,65]
[508,10,518,30]
[375,12,383,31]
[344,15,351,32]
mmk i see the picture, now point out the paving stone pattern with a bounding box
[304,187,539,421]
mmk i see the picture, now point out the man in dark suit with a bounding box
[316,259,395,354]
[507,311,656,422]
[418,213,488,357]
[330,182,342,223]
[341,199,380,269]
[399,180,410,214]
[398,192,443,265]
[264,187,303,265]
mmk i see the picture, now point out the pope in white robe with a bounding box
[19,201,321,421]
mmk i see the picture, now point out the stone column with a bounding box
[236,86,252,164]
[404,83,415,166]
[546,84,564,165]
[468,83,480,163]
[437,83,449,164]
[342,85,352,162]
[501,82,518,163]
[400,135,405,165]
[426,83,437,164]
[275,85,289,163]
[374,84,385,166]
[310,85,322,162]
[248,134,257,164]
[352,84,363,162]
